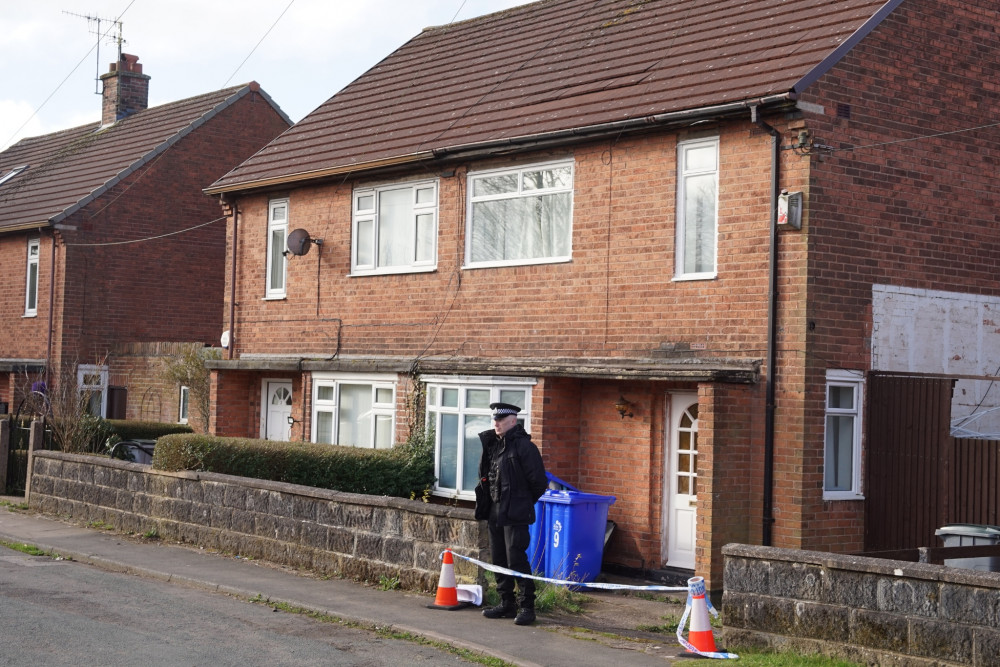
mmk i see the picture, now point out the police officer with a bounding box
[475,402,547,625]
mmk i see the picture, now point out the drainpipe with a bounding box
[752,105,780,547]
[45,231,57,389]
[227,202,239,361]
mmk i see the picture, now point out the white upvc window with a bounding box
[25,237,39,316]
[466,161,573,268]
[178,386,190,424]
[78,364,109,418]
[675,137,719,280]
[352,180,438,275]
[266,198,289,298]
[311,374,396,449]
[823,370,865,500]
[424,376,535,499]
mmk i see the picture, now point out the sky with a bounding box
[0,0,530,151]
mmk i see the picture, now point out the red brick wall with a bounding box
[225,127,778,361]
[27,91,291,421]
[764,0,1000,555]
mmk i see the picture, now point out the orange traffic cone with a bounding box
[427,550,469,610]
[686,576,718,654]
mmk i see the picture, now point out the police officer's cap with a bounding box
[490,402,521,420]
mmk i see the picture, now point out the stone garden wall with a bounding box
[27,450,487,590]
[723,543,1000,666]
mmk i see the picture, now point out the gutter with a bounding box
[205,93,796,195]
[751,105,781,547]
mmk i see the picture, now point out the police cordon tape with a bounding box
[443,551,739,660]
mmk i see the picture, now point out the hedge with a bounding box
[152,433,435,499]
[106,420,193,441]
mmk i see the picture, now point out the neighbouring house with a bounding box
[203,0,1000,591]
[0,54,291,432]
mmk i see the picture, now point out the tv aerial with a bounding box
[63,11,126,95]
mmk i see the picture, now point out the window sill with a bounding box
[262,295,287,301]
[22,313,37,318]
[462,256,571,271]
[672,272,717,282]
[823,491,865,501]
[350,265,437,277]
[432,488,476,502]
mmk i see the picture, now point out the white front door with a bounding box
[264,381,293,441]
[664,393,698,570]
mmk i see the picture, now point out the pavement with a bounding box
[0,497,704,666]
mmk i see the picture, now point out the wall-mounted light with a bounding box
[287,415,300,426]
[614,396,635,419]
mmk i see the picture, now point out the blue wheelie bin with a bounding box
[542,490,616,586]
[527,473,580,573]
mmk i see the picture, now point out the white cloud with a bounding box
[0,0,529,151]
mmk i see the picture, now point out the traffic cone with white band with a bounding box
[427,549,467,610]
[686,576,718,653]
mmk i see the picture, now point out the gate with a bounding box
[863,372,955,551]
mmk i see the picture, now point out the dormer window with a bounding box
[0,165,28,187]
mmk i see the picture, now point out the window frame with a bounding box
[310,373,397,449]
[351,180,438,276]
[25,236,39,317]
[424,375,535,500]
[823,369,865,500]
[178,385,190,424]
[465,160,574,269]
[674,137,720,281]
[78,364,109,418]
[265,198,289,298]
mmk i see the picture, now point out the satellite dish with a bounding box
[287,228,312,256]
[220,330,230,349]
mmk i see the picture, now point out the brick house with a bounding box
[203,0,1000,590]
[0,54,291,431]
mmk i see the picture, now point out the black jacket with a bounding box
[475,423,547,525]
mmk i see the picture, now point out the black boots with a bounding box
[482,602,517,619]
[482,601,536,625]
[514,608,536,625]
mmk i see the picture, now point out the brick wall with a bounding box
[18,91,292,425]
[28,450,488,590]
[224,127,779,361]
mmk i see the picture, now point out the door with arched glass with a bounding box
[263,380,292,441]
[664,393,698,570]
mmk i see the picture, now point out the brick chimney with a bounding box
[100,54,150,126]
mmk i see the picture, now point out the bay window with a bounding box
[425,377,534,498]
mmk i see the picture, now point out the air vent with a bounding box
[836,103,852,120]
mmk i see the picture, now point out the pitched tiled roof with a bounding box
[208,0,897,194]
[0,84,289,232]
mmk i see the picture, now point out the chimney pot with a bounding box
[100,53,150,126]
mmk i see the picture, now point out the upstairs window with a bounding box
[266,199,288,298]
[25,237,39,316]
[352,181,437,274]
[824,370,865,500]
[466,161,573,267]
[675,138,719,279]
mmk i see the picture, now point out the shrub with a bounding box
[106,420,193,441]
[152,430,435,499]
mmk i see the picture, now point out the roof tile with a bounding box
[210,0,892,192]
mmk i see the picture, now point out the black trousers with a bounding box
[487,506,535,608]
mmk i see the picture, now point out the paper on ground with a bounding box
[456,584,482,605]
